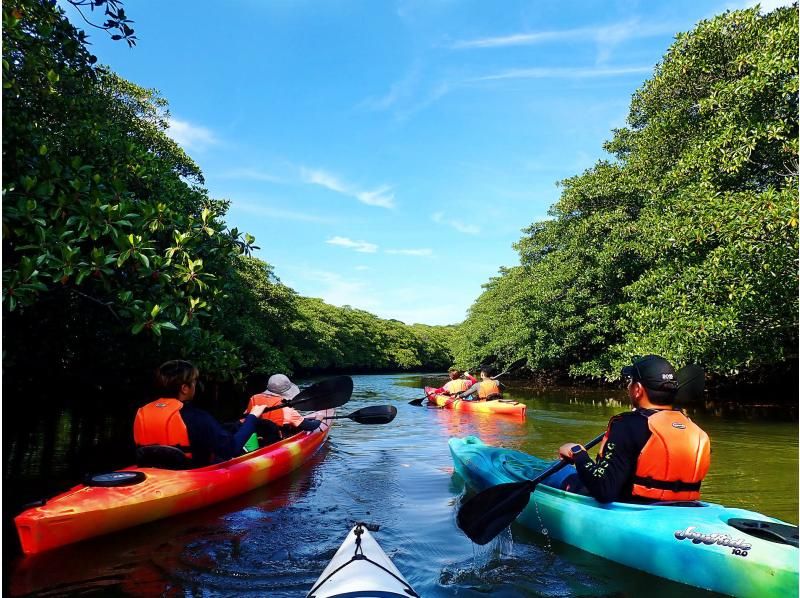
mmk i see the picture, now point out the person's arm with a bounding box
[465,373,477,385]
[203,405,265,462]
[558,416,639,503]
[458,384,479,399]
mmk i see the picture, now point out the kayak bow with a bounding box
[15,409,333,555]
[424,387,526,417]
[449,435,798,598]
[308,523,418,598]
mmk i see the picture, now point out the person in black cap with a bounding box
[555,354,711,503]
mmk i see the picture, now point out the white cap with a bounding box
[266,374,300,400]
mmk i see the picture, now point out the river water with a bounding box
[5,373,798,596]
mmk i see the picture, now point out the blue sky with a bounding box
[61,0,783,325]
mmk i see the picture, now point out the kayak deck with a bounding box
[308,523,418,598]
[424,387,526,417]
[15,409,333,555]
[449,435,799,598]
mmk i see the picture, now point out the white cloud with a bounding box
[471,66,652,82]
[432,211,480,234]
[218,168,284,183]
[356,186,396,208]
[451,20,674,49]
[451,221,480,234]
[299,270,382,311]
[355,265,371,271]
[233,201,333,223]
[360,64,421,111]
[385,248,433,256]
[166,118,217,151]
[736,0,794,11]
[326,236,379,253]
[301,168,396,209]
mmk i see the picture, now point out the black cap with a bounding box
[622,355,678,400]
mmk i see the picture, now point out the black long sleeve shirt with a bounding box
[180,402,258,466]
[571,410,654,503]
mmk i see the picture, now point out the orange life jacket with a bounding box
[477,380,502,399]
[443,379,471,394]
[133,398,192,458]
[632,410,711,501]
[246,393,305,427]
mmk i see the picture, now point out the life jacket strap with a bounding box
[633,476,701,492]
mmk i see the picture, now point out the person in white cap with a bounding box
[245,374,322,441]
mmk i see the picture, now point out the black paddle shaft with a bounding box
[457,432,605,545]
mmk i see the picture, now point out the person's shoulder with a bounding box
[608,410,644,428]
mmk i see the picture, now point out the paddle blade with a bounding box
[408,397,426,406]
[676,365,704,403]
[289,376,354,411]
[349,405,397,424]
[456,480,534,545]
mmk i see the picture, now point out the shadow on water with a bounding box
[4,372,798,596]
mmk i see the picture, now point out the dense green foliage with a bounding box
[452,5,799,381]
[217,256,454,374]
[2,0,453,389]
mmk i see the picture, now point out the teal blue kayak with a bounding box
[449,435,798,598]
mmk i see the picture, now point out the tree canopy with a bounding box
[452,5,798,382]
[2,0,454,392]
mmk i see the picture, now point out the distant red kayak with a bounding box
[424,387,526,417]
[15,409,333,555]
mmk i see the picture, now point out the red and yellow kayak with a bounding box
[14,409,333,555]
[424,387,526,417]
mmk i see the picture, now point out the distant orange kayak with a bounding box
[424,387,526,417]
[14,409,333,555]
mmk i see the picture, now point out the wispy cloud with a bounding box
[218,168,284,183]
[234,201,333,223]
[301,168,396,208]
[470,66,652,82]
[354,265,370,271]
[297,269,381,311]
[385,248,433,256]
[360,64,421,111]
[451,20,674,50]
[166,118,218,151]
[432,211,480,234]
[725,0,794,12]
[326,236,379,253]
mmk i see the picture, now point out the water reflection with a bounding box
[5,372,797,597]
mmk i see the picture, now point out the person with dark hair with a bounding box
[134,360,276,467]
[430,368,477,396]
[456,367,503,401]
[556,354,711,503]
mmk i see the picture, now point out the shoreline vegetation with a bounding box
[3,2,798,402]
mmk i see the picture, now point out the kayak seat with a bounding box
[135,445,192,470]
[728,517,799,547]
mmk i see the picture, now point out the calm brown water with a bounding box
[4,373,798,596]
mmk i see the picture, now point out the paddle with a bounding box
[323,405,398,424]
[409,358,527,406]
[262,375,354,413]
[457,363,706,545]
[457,432,606,545]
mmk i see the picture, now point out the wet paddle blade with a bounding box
[456,481,535,545]
[289,376,354,411]
[408,397,426,406]
[348,405,398,424]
